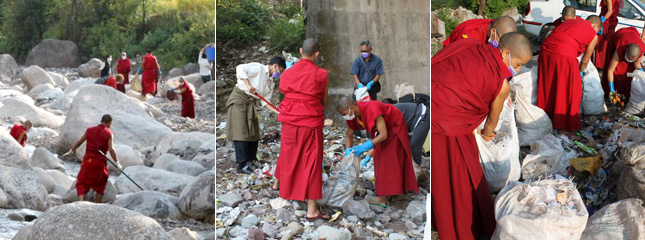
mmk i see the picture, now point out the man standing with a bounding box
[199,47,212,83]
[227,57,284,174]
[101,55,112,78]
[432,33,533,239]
[138,49,161,96]
[69,114,122,203]
[595,0,618,69]
[602,27,645,101]
[350,40,383,100]
[116,52,131,92]
[338,97,419,207]
[275,38,330,221]
[442,16,517,47]
[178,77,195,119]
[553,6,580,27]
[10,120,31,147]
[537,16,601,133]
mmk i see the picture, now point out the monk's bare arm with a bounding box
[371,116,388,145]
[263,104,279,114]
[580,36,599,72]
[605,0,613,20]
[70,132,88,152]
[17,133,25,145]
[353,75,361,86]
[482,80,510,137]
[108,134,119,163]
[608,52,620,84]
[345,128,354,149]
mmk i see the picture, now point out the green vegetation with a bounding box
[436,8,460,37]
[0,0,214,69]
[470,0,529,19]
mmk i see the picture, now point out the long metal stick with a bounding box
[98,150,144,191]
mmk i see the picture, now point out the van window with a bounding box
[571,0,597,12]
[619,0,642,19]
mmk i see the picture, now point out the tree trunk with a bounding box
[478,0,486,16]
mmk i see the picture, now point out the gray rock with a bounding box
[197,81,215,98]
[113,191,184,220]
[167,227,200,240]
[216,228,227,238]
[192,153,215,169]
[229,226,248,238]
[166,159,207,176]
[248,227,265,240]
[380,215,392,223]
[46,169,74,189]
[294,210,306,218]
[152,131,214,161]
[153,154,180,170]
[406,200,426,222]
[47,72,69,88]
[168,68,185,79]
[65,180,117,204]
[391,210,403,220]
[219,193,243,207]
[205,231,215,240]
[277,208,294,222]
[285,221,303,235]
[405,220,418,230]
[113,166,195,196]
[183,63,200,75]
[25,39,81,68]
[178,171,215,219]
[370,204,386,214]
[262,223,279,238]
[9,212,24,221]
[0,97,64,128]
[431,12,446,37]
[77,58,104,78]
[33,167,55,193]
[241,214,261,228]
[0,54,19,81]
[16,202,172,239]
[28,83,54,99]
[347,215,359,222]
[270,197,291,210]
[31,147,65,172]
[315,225,351,240]
[342,199,375,220]
[388,233,409,240]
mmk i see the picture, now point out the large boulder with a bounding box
[431,12,446,38]
[153,132,214,160]
[198,81,215,98]
[168,68,185,79]
[65,180,117,204]
[14,202,172,240]
[178,171,215,220]
[152,154,180,170]
[106,144,144,172]
[114,166,196,196]
[63,78,96,96]
[57,85,172,154]
[28,83,55,99]
[113,191,185,220]
[46,169,75,189]
[78,58,104,78]
[0,97,64,128]
[47,72,69,88]
[168,228,200,240]
[192,153,215,170]
[165,159,208,176]
[183,63,200,75]
[0,54,19,82]
[25,39,81,68]
[31,147,65,172]
[21,65,54,91]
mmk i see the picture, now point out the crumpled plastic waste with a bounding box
[569,155,602,175]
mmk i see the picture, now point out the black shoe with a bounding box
[237,166,253,174]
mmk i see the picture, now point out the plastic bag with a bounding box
[626,70,645,115]
[492,179,588,240]
[131,74,142,92]
[512,85,553,147]
[395,83,415,101]
[509,66,538,105]
[521,134,578,180]
[354,87,372,103]
[474,99,521,193]
[581,198,645,240]
[318,154,360,207]
[581,62,607,115]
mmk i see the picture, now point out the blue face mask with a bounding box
[361,52,370,58]
[507,52,517,76]
[489,29,499,48]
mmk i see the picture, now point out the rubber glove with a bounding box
[137,67,142,74]
[357,83,364,88]
[157,69,162,76]
[639,68,644,72]
[580,72,584,79]
[600,16,606,23]
[609,82,615,92]
[366,81,375,90]
[353,140,374,157]
[598,27,603,35]
[360,155,372,167]
[345,147,354,157]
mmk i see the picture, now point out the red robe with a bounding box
[345,102,418,196]
[76,124,112,196]
[601,27,645,101]
[104,76,117,89]
[537,18,596,131]
[142,54,159,96]
[116,58,131,92]
[595,0,621,69]
[442,19,493,47]
[275,59,327,201]
[431,38,510,240]
[179,82,195,118]
[9,124,27,147]
[553,16,583,27]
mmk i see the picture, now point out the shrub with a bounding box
[276,2,301,18]
[268,14,305,53]
[216,0,269,46]
[436,8,460,37]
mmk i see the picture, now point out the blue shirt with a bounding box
[350,54,384,85]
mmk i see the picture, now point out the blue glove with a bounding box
[357,83,364,88]
[324,111,327,118]
[286,60,294,69]
[600,16,606,23]
[580,72,584,79]
[598,27,603,35]
[639,68,644,72]
[157,69,162,76]
[345,147,354,157]
[366,81,375,90]
[360,155,372,167]
[609,82,615,92]
[353,140,374,157]
[137,67,142,74]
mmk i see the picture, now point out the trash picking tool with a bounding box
[255,93,278,111]
[98,150,144,191]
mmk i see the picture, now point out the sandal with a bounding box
[366,197,388,208]
[306,212,331,221]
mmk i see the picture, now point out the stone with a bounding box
[168,227,200,240]
[431,12,445,37]
[294,210,306,218]
[166,159,208,176]
[31,147,65,172]
[0,97,64,128]
[241,214,261,228]
[35,88,65,102]
[370,204,386,214]
[46,169,75,189]
[0,54,19,82]
[229,226,248,238]
[63,78,95,95]
[502,7,522,22]
[106,144,144,172]
[153,154,180,169]
[33,167,55,193]
[178,171,215,219]
[263,223,279,238]
[25,39,81,68]
[451,6,480,23]
[342,199,375,220]
[388,233,409,240]
[21,65,54,91]
[113,166,196,196]
[219,193,243,207]
[16,202,172,239]
[406,200,426,222]
[9,212,24,221]
[315,225,351,240]
[391,210,403,220]
[77,58,105,78]
[57,84,172,154]
[47,72,69,88]
[216,228,227,238]
[277,208,294,222]
[65,180,117,204]
[152,131,214,160]
[270,197,291,210]
[248,227,265,240]
[405,220,418,230]
[205,231,216,240]
[198,81,215,98]
[183,63,200,75]
[113,191,185,220]
[241,189,254,200]
[380,215,392,223]
[347,215,359,222]
[28,83,54,99]
[281,222,303,238]
[192,153,215,169]
[168,68,185,79]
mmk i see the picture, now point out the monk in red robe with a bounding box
[337,97,418,207]
[116,52,131,92]
[432,32,533,240]
[139,49,161,96]
[553,6,581,27]
[178,77,195,118]
[274,38,330,221]
[70,114,121,203]
[537,16,601,133]
[10,120,31,147]
[595,0,619,69]
[602,27,645,101]
[442,16,516,47]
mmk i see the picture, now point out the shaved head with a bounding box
[23,120,32,130]
[498,32,532,60]
[337,96,356,112]
[301,38,320,57]
[627,43,642,61]
[562,6,576,17]
[587,15,602,32]
[492,16,517,37]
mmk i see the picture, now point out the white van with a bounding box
[522,0,645,41]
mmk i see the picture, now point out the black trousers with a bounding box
[410,107,430,165]
[234,141,258,171]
